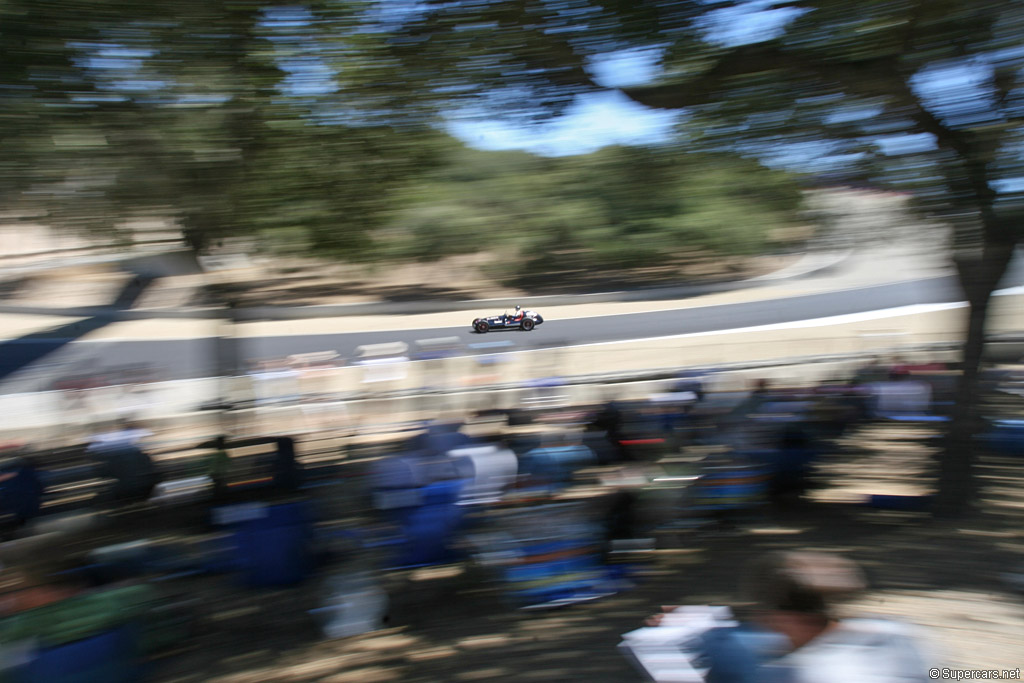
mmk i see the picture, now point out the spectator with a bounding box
[86,420,159,504]
[86,419,152,454]
[587,400,626,464]
[639,551,939,682]
[720,551,937,681]
[0,445,44,531]
[207,435,231,500]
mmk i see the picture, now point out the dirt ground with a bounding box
[0,248,800,311]
[199,250,800,308]
[120,420,1024,683]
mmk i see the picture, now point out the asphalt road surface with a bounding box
[11,272,1012,390]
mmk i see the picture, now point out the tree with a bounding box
[394,0,1024,515]
[1,0,802,268]
[0,0,445,256]
[376,141,804,283]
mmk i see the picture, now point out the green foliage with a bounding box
[376,142,805,271]
[0,0,804,271]
[0,0,443,257]
[380,203,494,261]
[392,0,1023,247]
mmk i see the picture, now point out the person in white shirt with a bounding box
[742,550,939,682]
[638,550,940,682]
[86,419,152,453]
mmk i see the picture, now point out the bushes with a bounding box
[371,143,805,277]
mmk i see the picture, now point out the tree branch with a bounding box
[623,44,899,109]
[623,42,1016,246]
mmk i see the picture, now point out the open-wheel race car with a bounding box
[472,308,544,333]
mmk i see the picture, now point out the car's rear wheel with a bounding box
[521,318,535,331]
[476,321,489,333]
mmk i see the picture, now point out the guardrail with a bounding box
[0,335,984,441]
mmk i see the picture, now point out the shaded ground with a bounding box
[0,266,130,308]
[97,420,1024,683]
[0,273,154,381]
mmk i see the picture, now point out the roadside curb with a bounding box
[0,336,965,438]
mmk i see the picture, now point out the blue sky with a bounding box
[446,49,679,157]
[446,90,681,157]
[445,1,805,157]
[453,40,1023,200]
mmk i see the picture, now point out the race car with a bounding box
[472,308,544,333]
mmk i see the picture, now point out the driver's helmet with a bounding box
[515,305,522,313]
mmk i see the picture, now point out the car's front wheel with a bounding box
[521,318,535,331]
[475,321,489,333]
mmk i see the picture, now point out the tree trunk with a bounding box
[933,243,1015,517]
[934,299,987,517]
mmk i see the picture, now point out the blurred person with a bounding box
[86,420,159,504]
[741,551,937,682]
[586,399,627,463]
[888,355,912,380]
[808,383,862,438]
[764,425,819,504]
[0,444,44,533]
[207,435,231,500]
[853,358,890,385]
[643,550,938,682]
[738,378,774,411]
[86,418,152,453]
[869,370,933,418]
[596,463,655,557]
[510,304,523,322]
[722,379,776,444]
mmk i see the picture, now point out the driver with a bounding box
[511,305,524,322]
